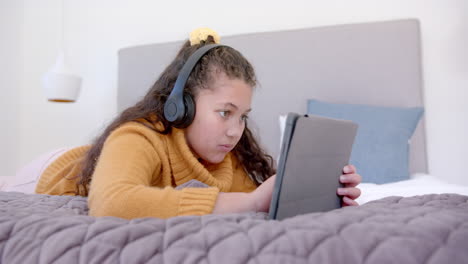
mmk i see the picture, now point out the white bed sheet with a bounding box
[356,173,468,205]
[0,176,13,191]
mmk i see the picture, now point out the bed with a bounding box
[2,19,468,263]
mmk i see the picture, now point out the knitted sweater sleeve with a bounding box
[87,124,219,219]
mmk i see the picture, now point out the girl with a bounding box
[34,28,362,219]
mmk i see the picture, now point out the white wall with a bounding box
[0,0,22,176]
[3,0,468,184]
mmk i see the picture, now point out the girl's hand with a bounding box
[213,175,276,214]
[250,174,276,213]
[337,164,362,206]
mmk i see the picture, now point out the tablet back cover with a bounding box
[271,114,358,220]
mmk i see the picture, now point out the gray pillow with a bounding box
[307,99,424,184]
[175,179,209,190]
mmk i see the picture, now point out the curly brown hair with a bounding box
[76,36,276,195]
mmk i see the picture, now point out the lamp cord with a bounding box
[61,0,65,56]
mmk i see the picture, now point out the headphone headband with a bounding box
[171,44,224,98]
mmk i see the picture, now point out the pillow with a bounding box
[4,147,70,194]
[307,99,424,184]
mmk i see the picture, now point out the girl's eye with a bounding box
[219,111,230,118]
[241,115,249,121]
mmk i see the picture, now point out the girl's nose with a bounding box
[226,120,244,138]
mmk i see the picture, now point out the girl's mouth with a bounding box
[218,144,234,152]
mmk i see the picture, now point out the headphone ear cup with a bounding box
[177,94,195,128]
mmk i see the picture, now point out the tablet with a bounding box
[269,113,358,220]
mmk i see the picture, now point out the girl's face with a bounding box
[185,72,253,164]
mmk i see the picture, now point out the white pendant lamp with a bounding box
[43,51,82,102]
[43,0,82,103]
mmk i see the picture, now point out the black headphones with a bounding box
[163,44,225,128]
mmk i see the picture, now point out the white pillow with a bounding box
[4,148,70,194]
[278,114,288,161]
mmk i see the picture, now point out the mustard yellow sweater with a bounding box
[35,121,257,219]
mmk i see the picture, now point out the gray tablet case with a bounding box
[269,113,358,220]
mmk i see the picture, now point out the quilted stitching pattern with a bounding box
[1,192,467,264]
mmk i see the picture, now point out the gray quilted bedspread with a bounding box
[1,192,468,264]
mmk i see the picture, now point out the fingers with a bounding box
[342,196,359,207]
[337,187,361,200]
[343,164,357,174]
[339,173,362,187]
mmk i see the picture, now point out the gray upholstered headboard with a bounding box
[118,19,428,174]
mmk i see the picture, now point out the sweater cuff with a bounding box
[178,187,219,216]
